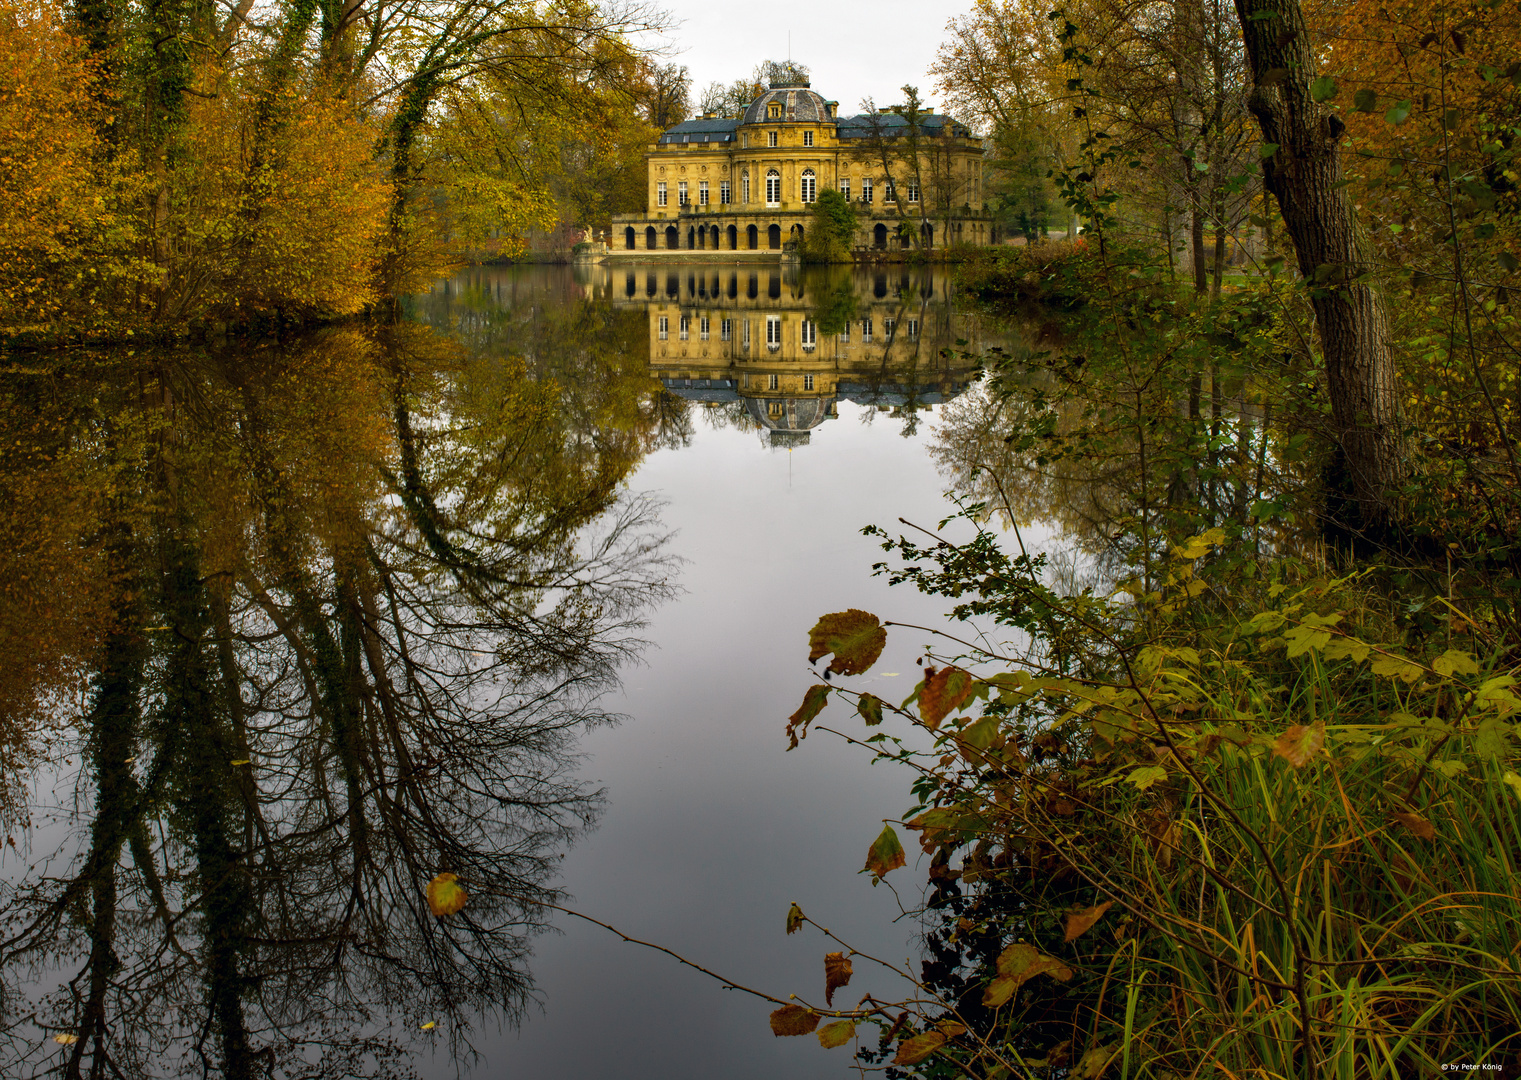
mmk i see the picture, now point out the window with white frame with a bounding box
[679,316,689,340]
[804,374,814,390]
[803,130,813,146]
[906,181,920,203]
[884,181,896,203]
[721,318,732,341]
[766,315,781,349]
[861,178,873,203]
[768,102,781,119]
[768,374,779,390]
[657,181,667,207]
[765,170,780,206]
[699,180,709,205]
[678,181,688,206]
[700,316,710,340]
[768,130,778,147]
[658,316,668,340]
[800,320,816,349]
[861,318,873,342]
[742,133,749,148]
[742,320,751,348]
[839,179,849,202]
[742,172,750,203]
[907,318,919,339]
[883,318,896,338]
[838,324,850,342]
[800,169,816,203]
[720,180,730,204]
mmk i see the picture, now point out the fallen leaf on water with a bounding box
[426,872,467,917]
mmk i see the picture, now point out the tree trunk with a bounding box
[1234,0,1403,527]
[1190,200,1208,294]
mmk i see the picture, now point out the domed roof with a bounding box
[741,85,833,126]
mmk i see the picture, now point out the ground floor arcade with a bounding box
[608,209,996,256]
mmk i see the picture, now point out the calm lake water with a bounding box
[0,260,1043,1078]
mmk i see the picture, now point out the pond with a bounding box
[0,260,1034,1078]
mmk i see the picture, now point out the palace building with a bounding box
[609,74,996,257]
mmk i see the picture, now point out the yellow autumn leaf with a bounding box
[420,1021,436,1030]
[53,1033,78,1044]
[426,872,467,917]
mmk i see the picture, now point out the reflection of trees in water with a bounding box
[0,325,673,1077]
[932,337,1287,584]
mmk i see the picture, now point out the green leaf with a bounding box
[1473,716,1512,758]
[1323,638,1370,662]
[807,610,887,675]
[1126,765,1168,790]
[1501,771,1521,802]
[1284,624,1333,658]
[817,1020,855,1049]
[786,902,805,935]
[1353,87,1378,112]
[1433,649,1480,677]
[786,685,830,749]
[1259,142,1280,158]
[1371,654,1423,683]
[864,824,906,879]
[857,693,883,726]
[1310,76,1338,102]
[957,715,1000,758]
[1386,99,1412,125]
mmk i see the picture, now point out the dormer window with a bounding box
[768,102,781,119]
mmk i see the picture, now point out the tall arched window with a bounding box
[800,169,816,203]
[765,169,780,206]
[742,171,750,204]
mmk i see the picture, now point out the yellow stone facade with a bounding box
[609,77,997,257]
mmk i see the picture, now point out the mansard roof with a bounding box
[835,113,972,140]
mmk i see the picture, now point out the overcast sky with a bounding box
[636,0,978,117]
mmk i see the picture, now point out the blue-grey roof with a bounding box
[659,118,740,144]
[835,113,971,139]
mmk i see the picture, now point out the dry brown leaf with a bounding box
[769,1004,820,1037]
[807,610,887,675]
[893,1030,948,1066]
[1391,811,1436,841]
[1271,719,1325,767]
[920,666,975,730]
[824,952,852,1005]
[1064,901,1114,943]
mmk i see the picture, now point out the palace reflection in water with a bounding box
[522,262,981,446]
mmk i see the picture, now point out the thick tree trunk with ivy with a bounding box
[1233,0,1404,527]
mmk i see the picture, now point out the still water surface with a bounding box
[0,261,1030,1078]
